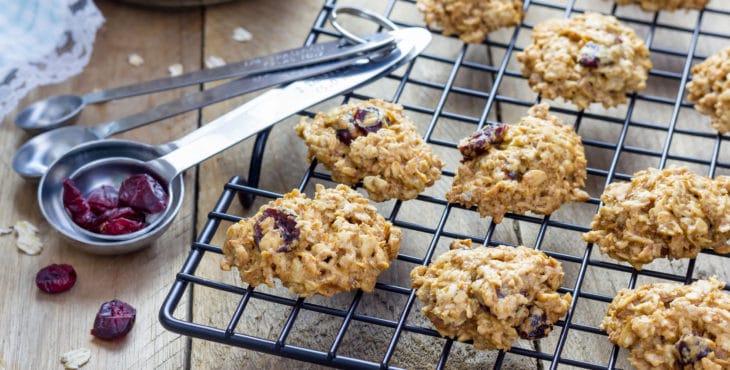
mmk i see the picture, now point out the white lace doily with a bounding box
[0,0,105,122]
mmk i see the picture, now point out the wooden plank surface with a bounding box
[0,1,202,369]
[2,0,730,369]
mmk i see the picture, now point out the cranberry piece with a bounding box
[90,299,136,340]
[253,208,300,252]
[95,207,145,226]
[353,106,387,134]
[504,169,522,181]
[336,128,358,145]
[578,41,602,68]
[87,185,119,214]
[62,179,98,230]
[458,123,508,162]
[119,174,168,214]
[36,263,77,294]
[99,217,146,235]
[676,334,713,365]
[62,179,88,215]
[517,311,552,339]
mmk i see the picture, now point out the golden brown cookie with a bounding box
[446,103,589,223]
[686,46,730,134]
[602,278,730,370]
[516,12,652,109]
[615,0,709,11]
[415,0,523,43]
[295,99,443,202]
[221,184,401,297]
[411,240,572,350]
[583,166,730,270]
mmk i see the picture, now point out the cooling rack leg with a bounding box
[237,128,272,209]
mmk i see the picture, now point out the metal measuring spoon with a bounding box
[13,48,380,180]
[14,32,395,134]
[38,27,430,254]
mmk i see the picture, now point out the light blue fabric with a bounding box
[0,0,67,73]
[0,0,104,121]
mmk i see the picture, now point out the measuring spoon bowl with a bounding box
[15,95,85,133]
[14,126,102,180]
[38,139,184,255]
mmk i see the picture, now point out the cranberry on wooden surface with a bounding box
[36,264,77,294]
[90,299,137,340]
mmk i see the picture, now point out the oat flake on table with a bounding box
[205,55,226,69]
[13,220,43,255]
[127,53,144,67]
[168,63,183,76]
[232,26,253,42]
[60,348,91,369]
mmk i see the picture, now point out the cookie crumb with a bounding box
[60,348,91,369]
[205,55,226,69]
[232,26,253,42]
[168,63,183,77]
[127,53,144,67]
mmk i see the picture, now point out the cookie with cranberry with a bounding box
[221,184,401,297]
[517,12,652,109]
[295,99,443,202]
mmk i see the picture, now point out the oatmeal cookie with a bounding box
[602,278,730,370]
[415,0,523,43]
[583,166,730,270]
[445,103,589,223]
[221,184,402,297]
[615,0,709,11]
[686,47,730,134]
[516,12,652,110]
[410,240,572,350]
[295,99,443,202]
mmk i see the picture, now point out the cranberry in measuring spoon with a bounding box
[62,174,168,236]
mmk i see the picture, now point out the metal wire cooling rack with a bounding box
[160,0,730,368]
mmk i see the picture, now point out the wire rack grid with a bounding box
[160,0,730,369]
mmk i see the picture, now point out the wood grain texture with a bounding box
[0,1,201,369]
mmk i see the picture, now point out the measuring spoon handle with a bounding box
[81,33,394,105]
[89,54,365,139]
[148,28,428,181]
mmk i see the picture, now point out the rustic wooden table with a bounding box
[2,0,730,369]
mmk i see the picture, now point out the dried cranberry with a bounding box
[353,106,387,134]
[504,169,522,181]
[676,334,713,365]
[517,311,552,339]
[90,299,136,340]
[336,128,358,145]
[87,185,119,214]
[458,123,508,162]
[578,41,602,68]
[62,179,88,214]
[253,208,300,252]
[95,207,145,226]
[62,179,98,230]
[99,217,146,235]
[36,264,77,294]
[119,174,168,214]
